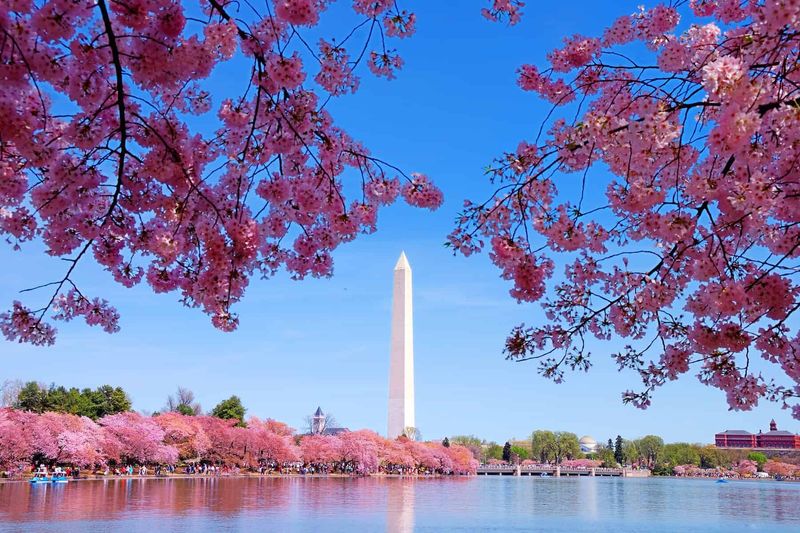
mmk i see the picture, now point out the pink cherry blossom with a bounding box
[0,0,436,345]
[461,2,800,418]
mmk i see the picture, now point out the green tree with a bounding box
[531,430,557,463]
[45,386,92,415]
[16,381,47,413]
[699,445,725,469]
[502,441,512,462]
[510,445,529,461]
[614,435,624,465]
[442,437,450,448]
[622,440,640,466]
[553,432,581,464]
[211,395,246,426]
[485,442,504,461]
[747,452,768,470]
[606,438,614,451]
[636,435,664,468]
[89,385,132,419]
[596,447,617,467]
[12,381,131,419]
[660,443,701,469]
[176,404,196,416]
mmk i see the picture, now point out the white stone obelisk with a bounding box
[388,251,415,440]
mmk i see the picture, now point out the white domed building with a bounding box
[579,436,599,454]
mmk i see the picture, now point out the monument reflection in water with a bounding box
[2,477,800,532]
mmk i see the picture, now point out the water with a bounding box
[1,476,798,532]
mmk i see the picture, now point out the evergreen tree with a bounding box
[211,395,246,426]
[614,435,624,465]
[14,381,130,419]
[442,437,450,448]
[16,381,47,413]
[607,438,614,451]
[502,441,512,462]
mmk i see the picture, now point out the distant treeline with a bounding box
[6,381,131,420]
[1,380,246,424]
[447,431,800,474]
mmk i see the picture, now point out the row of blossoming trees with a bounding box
[675,459,800,480]
[0,408,477,477]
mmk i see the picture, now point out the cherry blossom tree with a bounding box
[195,414,240,464]
[380,438,415,472]
[339,429,380,474]
[0,408,35,470]
[0,0,441,346]
[446,443,479,474]
[56,416,106,467]
[561,458,602,469]
[300,433,342,466]
[763,459,799,478]
[246,417,299,468]
[454,1,800,418]
[154,411,211,460]
[99,411,178,464]
[733,459,757,477]
[29,411,72,462]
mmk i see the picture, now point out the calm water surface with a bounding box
[1,476,799,532]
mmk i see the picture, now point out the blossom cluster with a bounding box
[456,1,800,417]
[0,0,439,344]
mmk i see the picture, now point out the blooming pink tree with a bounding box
[154,412,211,460]
[763,459,799,478]
[0,0,441,345]
[442,443,478,474]
[453,1,800,417]
[195,415,240,464]
[99,412,178,464]
[246,417,299,468]
[0,408,35,470]
[300,434,342,467]
[734,459,757,478]
[29,412,72,463]
[58,421,106,467]
[339,429,380,475]
[561,458,602,469]
[380,438,415,472]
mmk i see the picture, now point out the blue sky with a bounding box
[1,1,795,444]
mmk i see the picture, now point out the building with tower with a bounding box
[715,419,800,449]
[307,406,348,436]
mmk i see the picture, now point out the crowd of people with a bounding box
[673,460,800,480]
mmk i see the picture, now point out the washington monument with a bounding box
[388,251,415,440]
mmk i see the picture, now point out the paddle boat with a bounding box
[30,465,51,484]
[50,467,69,483]
[540,472,550,477]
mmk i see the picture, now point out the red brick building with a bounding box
[715,420,800,450]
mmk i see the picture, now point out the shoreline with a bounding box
[0,472,462,484]
[2,473,797,484]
